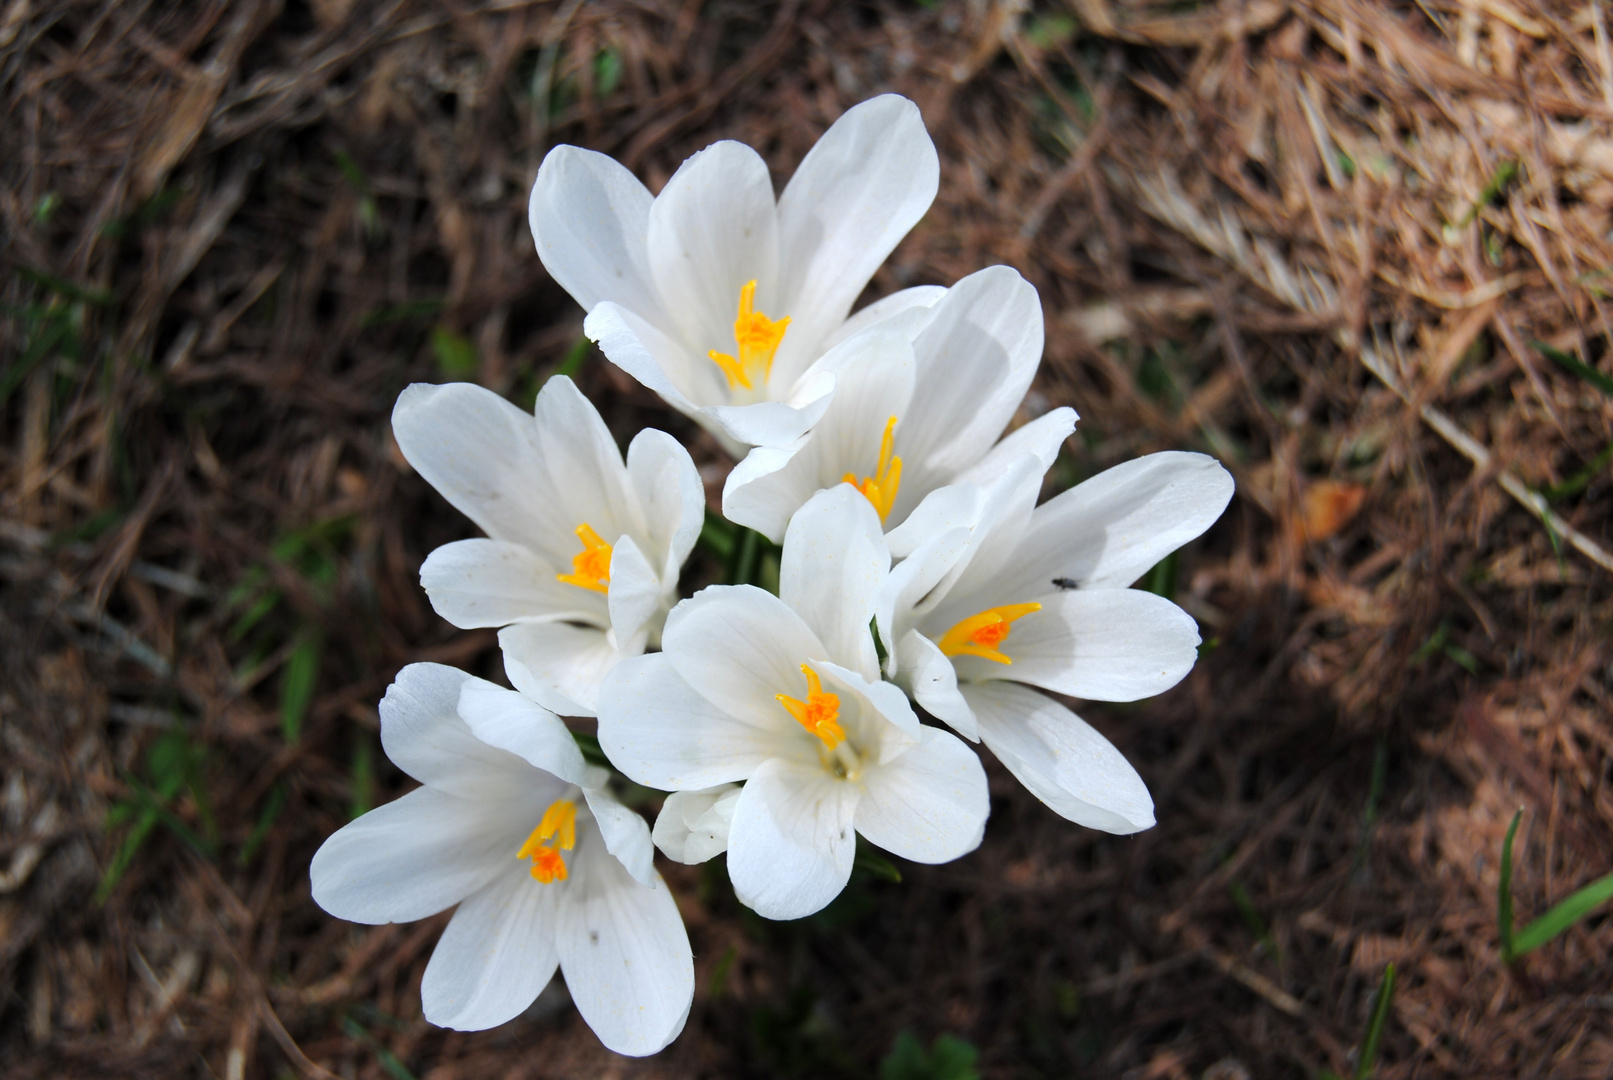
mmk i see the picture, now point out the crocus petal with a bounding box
[882,483,982,561]
[311,787,517,925]
[978,452,1236,598]
[661,585,828,731]
[726,757,861,920]
[961,681,1154,834]
[875,525,970,669]
[607,533,662,651]
[822,284,947,351]
[956,589,1201,702]
[528,144,658,318]
[501,622,625,718]
[625,427,704,584]
[392,383,560,557]
[530,375,645,544]
[555,836,694,1056]
[597,653,786,790]
[855,726,989,864]
[579,774,658,888]
[772,95,939,386]
[779,485,890,679]
[378,664,531,799]
[704,366,836,449]
[813,658,921,761]
[420,870,561,1031]
[896,266,1043,500]
[585,301,709,416]
[420,538,600,629]
[647,140,781,357]
[652,785,741,864]
[456,679,588,786]
[954,407,1076,489]
[896,629,978,740]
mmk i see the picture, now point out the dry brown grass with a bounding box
[3,1,1611,1077]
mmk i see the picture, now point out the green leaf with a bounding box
[571,730,612,770]
[548,335,591,384]
[1530,340,1613,398]
[1511,870,1613,956]
[16,265,115,305]
[1459,160,1518,226]
[280,635,320,743]
[880,1030,980,1080]
[1355,962,1396,1079]
[1542,441,1613,501]
[1143,550,1179,601]
[431,326,479,380]
[698,508,736,560]
[594,47,623,97]
[707,944,738,999]
[853,844,903,884]
[1499,808,1522,962]
[350,737,374,819]
[237,784,287,867]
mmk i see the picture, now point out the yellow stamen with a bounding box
[707,279,790,391]
[842,415,903,523]
[775,664,847,750]
[516,798,578,883]
[937,603,1043,665]
[556,523,612,593]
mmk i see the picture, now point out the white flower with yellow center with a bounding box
[876,451,1235,832]
[309,664,693,1053]
[596,486,990,920]
[528,94,940,452]
[721,265,1076,542]
[391,376,702,717]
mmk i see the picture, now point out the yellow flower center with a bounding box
[556,523,611,593]
[516,798,577,883]
[775,664,846,750]
[708,279,790,391]
[937,603,1043,665]
[842,415,903,523]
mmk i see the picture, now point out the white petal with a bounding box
[652,785,741,864]
[310,787,516,925]
[955,589,1200,702]
[855,726,988,864]
[647,140,780,357]
[772,95,939,386]
[897,266,1043,498]
[721,438,815,544]
[456,679,588,785]
[528,145,658,317]
[577,780,658,889]
[596,653,784,790]
[607,534,662,650]
[779,485,890,680]
[962,681,1154,833]
[883,483,982,561]
[812,658,920,763]
[822,284,947,351]
[982,452,1236,597]
[661,585,827,733]
[625,427,704,584]
[896,628,978,740]
[421,870,561,1031]
[379,664,531,798]
[917,456,1046,615]
[531,375,645,544]
[585,301,711,416]
[726,757,861,920]
[875,525,970,667]
[420,538,601,629]
[954,407,1076,489]
[703,365,836,449]
[392,383,562,556]
[501,622,627,718]
[555,835,694,1056]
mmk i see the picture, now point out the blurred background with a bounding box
[3,0,1612,1076]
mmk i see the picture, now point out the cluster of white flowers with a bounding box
[311,95,1234,1056]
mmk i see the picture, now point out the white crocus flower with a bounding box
[391,376,702,717]
[528,94,940,453]
[596,486,990,920]
[877,451,1235,833]
[310,663,693,1053]
[721,265,1076,542]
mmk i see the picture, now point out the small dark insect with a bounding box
[1051,577,1078,590]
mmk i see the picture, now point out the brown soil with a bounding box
[3,1,1611,1077]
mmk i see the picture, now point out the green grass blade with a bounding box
[1530,340,1613,397]
[1510,870,1613,956]
[280,635,320,743]
[571,730,611,770]
[1355,962,1397,1080]
[548,335,592,383]
[237,784,287,867]
[1498,809,1522,962]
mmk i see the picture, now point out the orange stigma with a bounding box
[842,415,902,523]
[516,799,578,883]
[556,523,612,593]
[708,279,790,391]
[775,664,846,749]
[937,603,1043,665]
